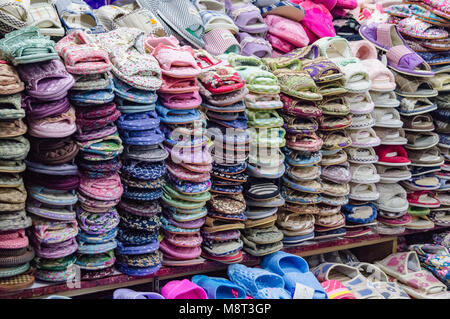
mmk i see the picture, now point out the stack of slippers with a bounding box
[223,0,272,57]
[150,37,207,267]
[6,27,79,284]
[112,38,167,277]
[382,2,449,74]
[196,53,247,263]
[88,27,164,277]
[257,0,308,57]
[260,49,323,244]
[220,53,284,256]
[430,88,450,226]
[0,35,34,293]
[193,0,241,56]
[54,30,121,280]
[355,21,438,234]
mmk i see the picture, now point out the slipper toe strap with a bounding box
[387,45,430,71]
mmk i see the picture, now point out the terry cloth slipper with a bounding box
[313,263,383,299]
[372,108,403,128]
[400,96,438,118]
[350,40,396,92]
[375,145,411,166]
[376,251,450,299]
[359,22,434,77]
[407,190,440,208]
[260,251,326,299]
[376,183,409,213]
[370,91,399,108]
[228,263,291,299]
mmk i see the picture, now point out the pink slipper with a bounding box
[0,230,29,249]
[161,279,208,299]
[79,173,123,201]
[350,40,395,91]
[152,45,201,78]
[267,33,296,53]
[158,75,199,94]
[164,232,203,248]
[168,145,212,165]
[166,160,211,182]
[160,239,202,260]
[299,2,336,39]
[159,91,202,109]
[264,15,309,48]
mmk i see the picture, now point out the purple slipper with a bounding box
[24,160,79,176]
[26,171,80,191]
[17,59,75,101]
[359,22,434,77]
[22,95,70,120]
[225,1,268,34]
[238,32,272,58]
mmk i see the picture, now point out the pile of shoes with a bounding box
[3,27,80,284]
[197,52,247,263]
[0,53,33,292]
[54,30,122,280]
[149,36,207,267]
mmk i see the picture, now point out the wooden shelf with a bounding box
[4,226,448,299]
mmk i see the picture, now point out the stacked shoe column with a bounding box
[229,54,285,256]
[115,76,165,277]
[151,40,207,267]
[432,90,450,226]
[368,70,412,235]
[197,53,248,264]
[0,59,33,292]
[396,72,442,231]
[10,27,80,283]
[55,31,122,280]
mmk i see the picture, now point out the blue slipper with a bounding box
[115,262,161,277]
[77,228,118,244]
[282,232,314,245]
[117,111,160,131]
[69,81,114,105]
[156,102,200,124]
[342,203,377,224]
[116,97,156,114]
[227,264,291,299]
[77,240,117,254]
[191,275,247,299]
[116,239,160,255]
[120,128,165,146]
[261,251,327,299]
[113,78,158,104]
[284,148,322,166]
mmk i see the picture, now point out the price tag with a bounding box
[292,283,315,299]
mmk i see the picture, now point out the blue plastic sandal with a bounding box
[227,263,291,299]
[191,275,247,299]
[261,251,327,299]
